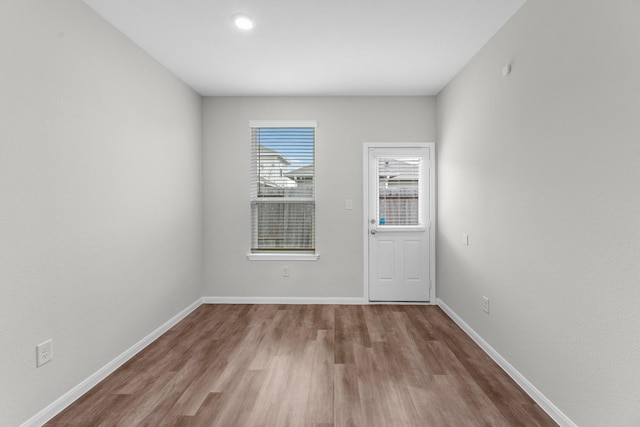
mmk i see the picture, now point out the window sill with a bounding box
[246,253,319,261]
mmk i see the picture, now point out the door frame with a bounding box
[362,142,436,303]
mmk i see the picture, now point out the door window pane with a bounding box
[376,157,421,226]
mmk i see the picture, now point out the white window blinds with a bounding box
[250,121,316,252]
[376,157,422,227]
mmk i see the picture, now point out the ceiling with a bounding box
[82,0,526,96]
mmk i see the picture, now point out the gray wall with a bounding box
[203,97,436,299]
[0,1,203,425]
[437,0,640,425]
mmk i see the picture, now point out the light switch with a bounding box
[462,234,469,245]
[345,199,353,210]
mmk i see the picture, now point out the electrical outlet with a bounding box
[282,266,289,277]
[37,339,53,367]
[482,296,490,314]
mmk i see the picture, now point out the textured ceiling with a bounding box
[82,0,526,96]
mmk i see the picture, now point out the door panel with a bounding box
[404,240,421,280]
[367,146,432,302]
[377,240,395,280]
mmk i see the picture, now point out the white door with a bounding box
[365,144,434,302]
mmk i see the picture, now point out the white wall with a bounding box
[203,97,435,299]
[437,0,640,425]
[0,1,203,425]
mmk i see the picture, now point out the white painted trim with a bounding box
[436,299,577,427]
[20,299,203,427]
[363,142,433,148]
[202,296,367,305]
[362,142,436,303]
[249,120,317,128]
[246,253,319,261]
[368,301,435,306]
[362,145,370,302]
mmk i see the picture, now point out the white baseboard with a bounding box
[202,296,367,305]
[436,298,576,427]
[21,298,203,427]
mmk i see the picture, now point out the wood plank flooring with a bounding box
[47,304,557,426]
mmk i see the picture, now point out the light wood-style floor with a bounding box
[47,304,557,426]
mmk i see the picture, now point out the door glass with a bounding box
[376,157,421,227]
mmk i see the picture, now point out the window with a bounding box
[249,121,317,257]
[376,157,422,227]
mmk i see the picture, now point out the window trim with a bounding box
[249,120,317,128]
[246,253,320,261]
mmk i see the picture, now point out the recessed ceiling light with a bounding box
[232,13,254,31]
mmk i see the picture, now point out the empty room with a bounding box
[2,0,639,426]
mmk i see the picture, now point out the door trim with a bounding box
[362,142,436,303]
